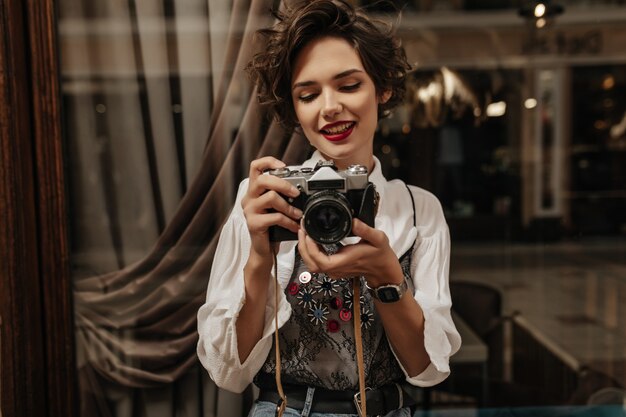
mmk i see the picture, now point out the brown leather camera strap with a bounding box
[352,276,368,417]
[272,249,286,417]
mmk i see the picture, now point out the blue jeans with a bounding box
[248,387,412,417]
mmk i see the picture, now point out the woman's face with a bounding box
[291,36,389,171]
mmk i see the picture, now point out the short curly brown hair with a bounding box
[246,0,411,130]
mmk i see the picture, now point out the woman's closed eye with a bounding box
[298,93,318,103]
[296,82,362,103]
[339,82,361,92]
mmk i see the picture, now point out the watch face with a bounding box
[378,287,400,303]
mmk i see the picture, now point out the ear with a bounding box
[379,90,392,104]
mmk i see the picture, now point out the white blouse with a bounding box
[197,151,461,393]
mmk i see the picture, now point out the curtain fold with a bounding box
[64,0,310,415]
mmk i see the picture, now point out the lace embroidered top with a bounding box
[254,245,415,391]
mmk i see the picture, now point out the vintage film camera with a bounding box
[267,160,379,244]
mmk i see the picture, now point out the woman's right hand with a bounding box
[237,157,300,362]
[241,157,302,262]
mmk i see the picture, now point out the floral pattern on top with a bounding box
[255,244,415,391]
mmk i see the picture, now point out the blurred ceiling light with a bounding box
[519,1,564,28]
[610,112,626,139]
[534,3,546,17]
[417,80,442,102]
[602,75,615,90]
[525,98,538,109]
[486,101,507,117]
[440,66,481,115]
[409,66,481,128]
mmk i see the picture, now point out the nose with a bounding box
[320,91,342,118]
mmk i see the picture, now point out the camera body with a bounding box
[267,160,378,244]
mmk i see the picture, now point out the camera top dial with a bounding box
[347,165,367,175]
[267,167,291,177]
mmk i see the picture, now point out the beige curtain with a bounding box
[60,0,310,415]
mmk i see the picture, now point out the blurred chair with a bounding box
[588,387,626,406]
[450,280,503,338]
[437,281,622,410]
[429,280,507,407]
[449,280,509,382]
[437,281,548,408]
[568,366,624,406]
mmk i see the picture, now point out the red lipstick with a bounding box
[320,121,355,142]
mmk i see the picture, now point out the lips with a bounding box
[320,121,356,142]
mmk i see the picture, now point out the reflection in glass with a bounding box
[58,0,626,415]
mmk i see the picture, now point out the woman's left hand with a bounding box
[297,218,404,286]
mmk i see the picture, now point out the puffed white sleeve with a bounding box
[404,191,461,387]
[196,178,293,393]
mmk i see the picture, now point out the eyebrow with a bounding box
[292,68,364,90]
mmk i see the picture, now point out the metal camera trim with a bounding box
[266,160,375,244]
[303,190,354,244]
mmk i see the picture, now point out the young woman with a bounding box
[197,1,461,416]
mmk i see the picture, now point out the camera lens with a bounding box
[303,191,352,244]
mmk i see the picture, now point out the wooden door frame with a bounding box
[0,0,76,416]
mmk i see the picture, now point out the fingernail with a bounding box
[293,208,303,219]
[290,186,300,196]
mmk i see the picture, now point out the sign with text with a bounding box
[522,30,603,56]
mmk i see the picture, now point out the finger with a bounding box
[318,245,366,278]
[250,174,300,199]
[351,218,387,247]
[248,157,285,181]
[300,222,355,276]
[298,228,321,272]
[249,191,302,220]
[304,234,337,271]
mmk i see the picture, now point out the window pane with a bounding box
[57,0,626,416]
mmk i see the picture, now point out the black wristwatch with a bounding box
[365,279,408,303]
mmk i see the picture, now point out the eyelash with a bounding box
[297,82,362,103]
[340,82,361,92]
[298,94,317,103]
